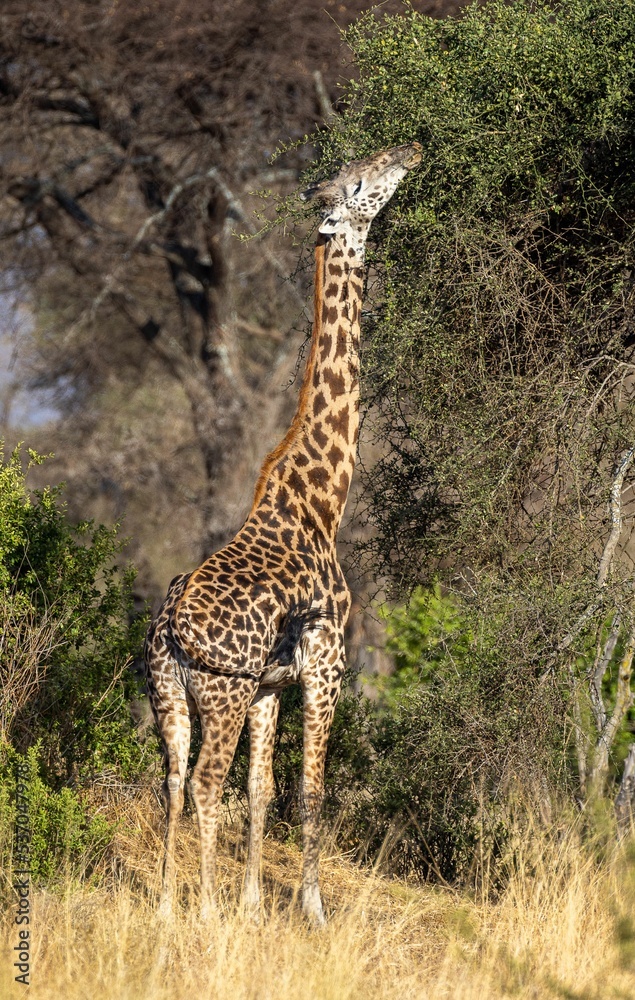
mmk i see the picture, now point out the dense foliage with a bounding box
[314,0,635,592]
[297,0,635,816]
[0,445,148,882]
[354,587,566,879]
[0,445,147,777]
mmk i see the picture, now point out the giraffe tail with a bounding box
[267,605,334,667]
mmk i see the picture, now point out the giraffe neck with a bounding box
[249,235,364,541]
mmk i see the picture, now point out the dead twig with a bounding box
[544,448,635,671]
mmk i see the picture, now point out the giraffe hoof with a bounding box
[302,894,327,928]
[199,898,220,923]
[303,907,327,929]
[242,902,262,926]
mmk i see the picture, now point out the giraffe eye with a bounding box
[352,180,363,196]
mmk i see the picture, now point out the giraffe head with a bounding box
[301,142,422,264]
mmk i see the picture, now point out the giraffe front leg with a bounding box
[300,651,344,926]
[188,673,258,920]
[242,689,281,919]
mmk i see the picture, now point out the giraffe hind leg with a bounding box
[144,570,194,914]
[157,699,192,916]
[187,672,259,920]
[300,633,346,926]
[242,689,281,919]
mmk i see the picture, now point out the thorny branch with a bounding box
[552,447,635,661]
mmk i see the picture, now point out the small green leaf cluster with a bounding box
[372,583,470,706]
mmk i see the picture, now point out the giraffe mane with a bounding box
[248,240,326,514]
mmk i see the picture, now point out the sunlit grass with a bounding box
[2,791,635,999]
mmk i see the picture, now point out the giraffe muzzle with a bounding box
[404,142,423,169]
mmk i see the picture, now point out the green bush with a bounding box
[0,444,148,782]
[0,444,149,885]
[369,584,470,708]
[0,744,114,887]
[350,587,566,883]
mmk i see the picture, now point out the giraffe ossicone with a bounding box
[144,141,422,925]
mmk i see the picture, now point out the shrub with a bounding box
[0,744,114,888]
[347,587,566,882]
[0,444,148,781]
[0,444,148,884]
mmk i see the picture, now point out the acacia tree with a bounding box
[305,0,635,810]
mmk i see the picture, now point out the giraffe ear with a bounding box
[318,214,342,235]
[299,181,322,202]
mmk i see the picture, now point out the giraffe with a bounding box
[144,141,422,925]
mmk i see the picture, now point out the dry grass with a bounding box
[2,790,635,999]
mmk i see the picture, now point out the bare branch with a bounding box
[0,603,71,742]
[597,448,635,588]
[615,743,635,833]
[551,598,604,658]
[588,612,621,735]
[550,448,635,664]
[313,70,335,122]
[590,624,635,784]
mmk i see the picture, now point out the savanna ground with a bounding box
[2,790,635,1000]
